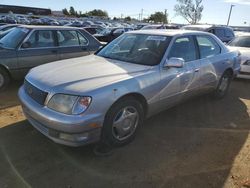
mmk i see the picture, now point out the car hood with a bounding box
[26,55,152,94]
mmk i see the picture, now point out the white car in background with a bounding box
[228,33,250,79]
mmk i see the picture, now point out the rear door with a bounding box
[17,30,59,76]
[56,30,90,60]
[195,35,222,90]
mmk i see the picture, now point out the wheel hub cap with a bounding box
[219,76,229,92]
[112,106,139,141]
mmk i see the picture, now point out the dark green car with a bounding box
[0,25,102,90]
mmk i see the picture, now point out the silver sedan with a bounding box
[18,30,241,147]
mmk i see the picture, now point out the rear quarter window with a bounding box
[196,36,221,59]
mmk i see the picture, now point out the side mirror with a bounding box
[21,41,31,49]
[164,57,184,68]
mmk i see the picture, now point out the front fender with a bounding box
[85,68,161,118]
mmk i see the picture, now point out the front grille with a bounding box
[24,80,48,105]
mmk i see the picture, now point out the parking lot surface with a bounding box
[0,80,250,188]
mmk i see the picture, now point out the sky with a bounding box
[1,0,250,26]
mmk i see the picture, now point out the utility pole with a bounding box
[164,9,167,24]
[227,4,235,26]
[141,9,144,22]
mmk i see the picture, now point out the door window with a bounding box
[196,36,221,58]
[24,30,55,48]
[57,30,79,47]
[215,29,225,38]
[225,29,234,37]
[208,29,215,34]
[168,36,197,62]
[77,32,88,45]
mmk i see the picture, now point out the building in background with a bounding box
[0,4,51,15]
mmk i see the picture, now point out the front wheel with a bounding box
[101,97,144,147]
[213,70,233,99]
[0,68,10,91]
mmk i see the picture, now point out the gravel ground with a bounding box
[0,79,249,188]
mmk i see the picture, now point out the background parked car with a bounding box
[228,33,250,79]
[84,26,104,35]
[94,27,133,42]
[141,24,180,30]
[0,25,102,90]
[182,25,235,43]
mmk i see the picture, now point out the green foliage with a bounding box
[87,9,108,17]
[62,7,108,18]
[174,0,204,24]
[124,16,132,22]
[62,8,69,16]
[69,6,76,16]
[148,11,168,23]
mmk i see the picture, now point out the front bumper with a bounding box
[18,86,103,147]
[237,71,250,79]
[237,65,250,79]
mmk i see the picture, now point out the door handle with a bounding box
[195,68,200,72]
[81,47,87,51]
[51,50,57,53]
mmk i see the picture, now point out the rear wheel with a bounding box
[213,70,233,99]
[101,97,144,147]
[0,68,10,91]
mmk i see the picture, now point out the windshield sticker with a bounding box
[146,36,167,41]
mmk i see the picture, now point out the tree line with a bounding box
[62,7,108,18]
[62,0,204,24]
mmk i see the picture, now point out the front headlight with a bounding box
[47,94,91,115]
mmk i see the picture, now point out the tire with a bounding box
[213,70,233,99]
[101,97,144,147]
[0,68,10,91]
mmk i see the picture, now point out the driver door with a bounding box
[159,36,200,109]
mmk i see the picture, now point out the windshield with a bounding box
[97,33,171,66]
[0,27,30,49]
[228,36,250,48]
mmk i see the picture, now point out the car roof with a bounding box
[183,24,232,30]
[18,25,82,30]
[128,29,208,36]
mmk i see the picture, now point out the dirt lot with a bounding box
[0,80,250,188]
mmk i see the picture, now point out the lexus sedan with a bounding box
[19,30,240,147]
[228,33,250,79]
[0,25,102,90]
